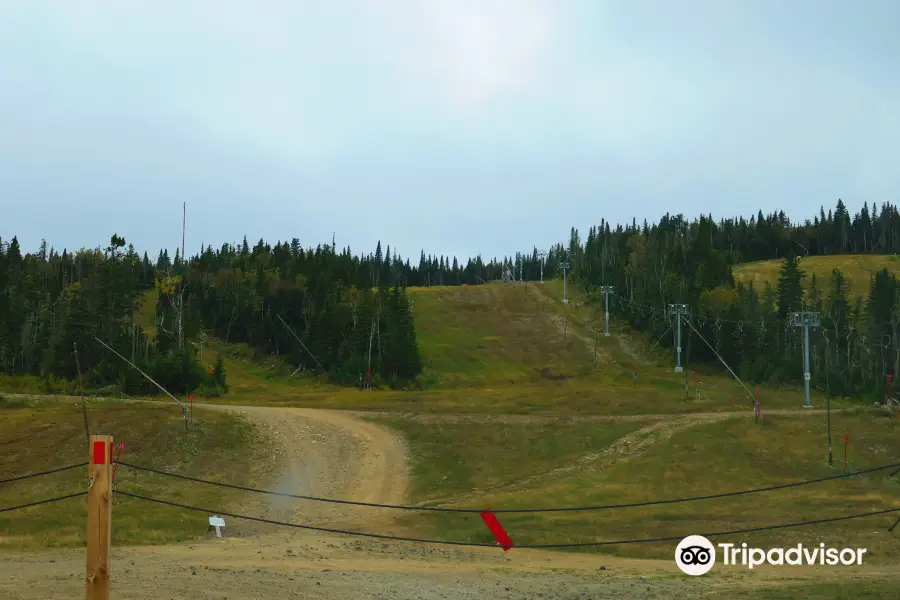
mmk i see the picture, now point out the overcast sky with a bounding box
[2,1,899,262]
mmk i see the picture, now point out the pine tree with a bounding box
[212,353,228,392]
[776,255,804,318]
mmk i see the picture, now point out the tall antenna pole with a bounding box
[179,202,186,349]
[599,285,615,336]
[792,311,820,408]
[668,304,689,372]
[560,262,570,304]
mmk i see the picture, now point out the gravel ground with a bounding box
[1,402,894,599]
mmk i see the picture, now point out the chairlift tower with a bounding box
[668,304,690,372]
[792,311,820,408]
[538,252,547,283]
[598,286,615,336]
[560,262,570,304]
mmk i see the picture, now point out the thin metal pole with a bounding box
[827,392,833,466]
[604,288,610,336]
[675,307,683,372]
[803,323,811,408]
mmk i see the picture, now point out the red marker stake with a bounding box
[480,508,514,551]
[111,444,125,481]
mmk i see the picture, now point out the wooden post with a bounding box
[86,434,113,600]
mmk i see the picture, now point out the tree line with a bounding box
[563,199,900,398]
[4,198,900,398]
[0,235,424,394]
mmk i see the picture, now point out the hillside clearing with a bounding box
[732,254,900,299]
[0,398,270,548]
[378,409,900,561]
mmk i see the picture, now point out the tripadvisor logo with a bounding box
[675,535,716,576]
[675,535,868,575]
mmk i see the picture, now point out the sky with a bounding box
[1,1,899,262]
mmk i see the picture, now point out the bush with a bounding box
[211,354,228,392]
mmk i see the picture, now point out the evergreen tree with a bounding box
[776,255,805,318]
[212,353,228,392]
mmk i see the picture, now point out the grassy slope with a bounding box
[377,409,900,562]
[2,278,889,581]
[186,281,821,415]
[409,282,600,386]
[0,397,271,548]
[732,254,900,299]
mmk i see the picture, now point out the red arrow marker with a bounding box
[480,508,514,551]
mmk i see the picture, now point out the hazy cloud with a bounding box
[1,1,899,260]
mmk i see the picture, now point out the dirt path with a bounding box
[371,407,827,425]
[200,404,410,532]
[0,398,890,599]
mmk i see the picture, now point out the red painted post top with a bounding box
[91,440,110,465]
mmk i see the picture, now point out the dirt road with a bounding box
[0,402,894,599]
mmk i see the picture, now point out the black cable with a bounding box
[0,462,87,486]
[0,491,87,514]
[114,489,900,549]
[116,460,900,514]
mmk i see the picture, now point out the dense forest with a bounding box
[0,235,426,394]
[3,198,900,398]
[561,199,900,398]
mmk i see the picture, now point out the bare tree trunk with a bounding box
[376,301,383,369]
[225,306,236,344]
[366,319,376,390]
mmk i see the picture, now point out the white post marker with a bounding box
[208,515,226,538]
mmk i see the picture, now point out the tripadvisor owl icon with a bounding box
[675,535,716,576]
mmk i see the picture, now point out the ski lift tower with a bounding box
[792,311,820,409]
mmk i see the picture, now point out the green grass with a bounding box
[380,409,900,561]
[3,281,834,416]
[197,340,342,397]
[197,365,846,416]
[408,283,597,387]
[367,416,646,501]
[0,398,271,548]
[732,254,900,299]
[194,281,828,415]
[739,581,900,599]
